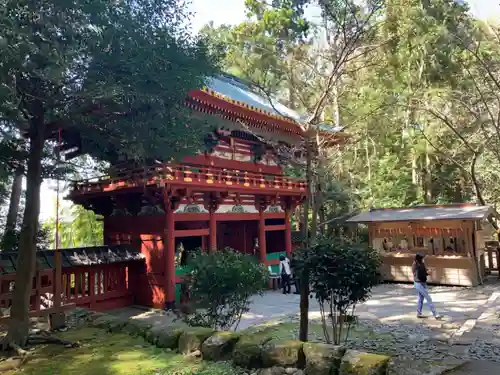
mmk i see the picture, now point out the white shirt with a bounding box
[279,258,292,275]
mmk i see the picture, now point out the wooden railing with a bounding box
[70,163,307,196]
[0,263,134,315]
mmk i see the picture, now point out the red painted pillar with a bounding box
[164,202,176,309]
[201,235,207,253]
[285,208,292,257]
[259,208,267,264]
[209,208,217,252]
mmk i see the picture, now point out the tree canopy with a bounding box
[0,0,221,348]
[201,0,500,214]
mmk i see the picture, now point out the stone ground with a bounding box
[110,279,500,374]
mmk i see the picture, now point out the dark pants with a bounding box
[281,273,291,294]
[293,274,300,294]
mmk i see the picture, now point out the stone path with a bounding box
[238,283,494,331]
[447,359,500,375]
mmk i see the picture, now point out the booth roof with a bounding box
[346,204,494,223]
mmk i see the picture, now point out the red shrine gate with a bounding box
[1,75,344,317]
[63,75,342,310]
[71,155,305,309]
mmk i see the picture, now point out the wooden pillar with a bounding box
[285,208,292,257]
[259,208,267,264]
[54,250,62,309]
[201,235,207,253]
[164,198,176,310]
[209,208,217,252]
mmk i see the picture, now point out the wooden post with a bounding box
[466,223,481,286]
[49,249,66,330]
[54,250,62,309]
[89,269,95,308]
[259,208,267,264]
[35,268,41,311]
[201,235,207,253]
[164,198,176,310]
[209,207,217,252]
[285,208,292,258]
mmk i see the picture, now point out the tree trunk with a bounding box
[1,166,24,251]
[3,119,45,348]
[470,152,499,230]
[299,135,313,342]
[423,139,432,204]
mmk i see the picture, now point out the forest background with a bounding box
[1,0,500,247]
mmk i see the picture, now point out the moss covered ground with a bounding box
[3,327,244,375]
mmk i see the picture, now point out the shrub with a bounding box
[183,248,268,330]
[294,237,382,344]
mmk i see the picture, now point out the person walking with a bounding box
[279,254,292,294]
[412,253,442,319]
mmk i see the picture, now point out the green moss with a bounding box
[4,327,244,375]
[303,342,345,375]
[262,339,304,368]
[201,331,241,361]
[178,327,215,354]
[157,326,185,349]
[340,350,390,375]
[232,332,273,368]
[122,320,153,338]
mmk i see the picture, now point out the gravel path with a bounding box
[446,359,500,374]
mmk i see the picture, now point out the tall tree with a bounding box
[203,0,384,341]
[0,0,219,348]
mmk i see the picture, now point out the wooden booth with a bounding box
[347,204,496,287]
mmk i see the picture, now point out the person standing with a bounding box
[279,254,292,294]
[412,253,442,319]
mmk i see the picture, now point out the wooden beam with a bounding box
[265,224,286,232]
[174,228,210,238]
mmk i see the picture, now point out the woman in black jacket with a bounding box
[412,253,442,319]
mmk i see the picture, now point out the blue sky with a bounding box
[39,0,499,221]
[187,0,499,32]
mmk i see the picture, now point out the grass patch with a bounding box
[4,327,243,375]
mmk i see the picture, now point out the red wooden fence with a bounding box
[0,262,135,316]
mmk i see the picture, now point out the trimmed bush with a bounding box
[183,249,268,330]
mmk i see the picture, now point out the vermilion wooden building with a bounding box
[68,75,336,310]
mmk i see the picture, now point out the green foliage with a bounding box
[1,226,51,252]
[44,203,103,248]
[183,248,268,331]
[0,0,221,344]
[294,237,382,344]
[199,0,500,213]
[0,0,221,163]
